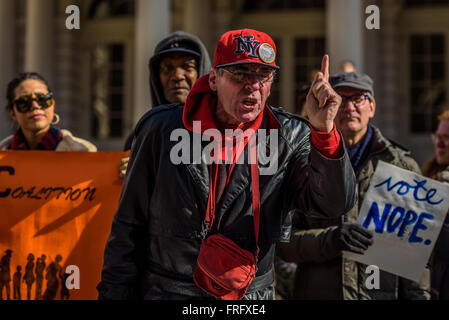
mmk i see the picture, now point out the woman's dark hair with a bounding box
[6,72,52,111]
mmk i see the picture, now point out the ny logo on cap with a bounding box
[234,35,260,58]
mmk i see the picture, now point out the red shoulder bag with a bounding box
[194,136,260,300]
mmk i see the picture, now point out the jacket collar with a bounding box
[355,125,406,177]
[368,125,396,159]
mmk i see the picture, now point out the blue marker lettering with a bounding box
[398,210,418,237]
[409,212,434,244]
[374,177,443,205]
[386,207,405,233]
[363,202,392,233]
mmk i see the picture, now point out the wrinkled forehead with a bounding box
[14,79,49,98]
[159,52,198,65]
[335,86,366,95]
[229,63,275,73]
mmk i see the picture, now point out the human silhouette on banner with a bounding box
[35,254,46,300]
[0,249,13,300]
[61,271,70,300]
[23,253,35,300]
[43,254,63,300]
[13,265,22,300]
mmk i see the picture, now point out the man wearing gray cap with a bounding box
[278,72,431,299]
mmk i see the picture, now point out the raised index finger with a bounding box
[321,54,329,81]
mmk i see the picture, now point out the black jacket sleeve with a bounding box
[285,135,356,222]
[97,120,156,299]
[277,226,341,264]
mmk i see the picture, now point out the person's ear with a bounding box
[369,99,376,119]
[209,69,218,91]
[8,108,16,122]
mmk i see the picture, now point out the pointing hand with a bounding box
[305,54,342,133]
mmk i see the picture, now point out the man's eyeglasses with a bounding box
[13,92,54,113]
[339,93,370,107]
[221,68,274,85]
[432,133,449,145]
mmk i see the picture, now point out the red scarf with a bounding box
[183,74,265,231]
[9,125,63,150]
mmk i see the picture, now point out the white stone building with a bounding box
[0,0,448,165]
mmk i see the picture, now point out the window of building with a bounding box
[405,0,449,7]
[409,34,446,133]
[242,0,324,12]
[91,44,125,139]
[294,37,325,115]
[88,0,135,19]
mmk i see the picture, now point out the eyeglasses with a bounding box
[13,92,54,113]
[432,133,449,145]
[339,93,370,108]
[221,68,274,85]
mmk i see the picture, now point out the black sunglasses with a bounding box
[13,92,54,113]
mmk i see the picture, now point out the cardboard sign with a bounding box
[0,150,128,300]
[344,161,449,282]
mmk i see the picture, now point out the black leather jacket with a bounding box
[98,104,356,299]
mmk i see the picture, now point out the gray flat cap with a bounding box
[329,72,374,97]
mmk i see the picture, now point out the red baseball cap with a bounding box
[213,29,279,69]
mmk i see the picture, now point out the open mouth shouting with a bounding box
[241,97,258,110]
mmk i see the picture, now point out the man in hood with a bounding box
[99,29,356,300]
[123,31,211,151]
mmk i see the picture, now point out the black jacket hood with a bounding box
[149,31,212,107]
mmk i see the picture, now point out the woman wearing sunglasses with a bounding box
[0,72,96,151]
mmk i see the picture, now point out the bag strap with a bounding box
[202,134,261,253]
[249,134,260,249]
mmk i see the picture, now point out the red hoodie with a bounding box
[183,74,266,231]
[183,74,267,162]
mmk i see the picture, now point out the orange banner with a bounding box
[0,150,128,300]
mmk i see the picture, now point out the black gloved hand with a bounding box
[333,222,374,254]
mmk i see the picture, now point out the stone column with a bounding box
[326,0,363,74]
[184,0,211,49]
[281,36,295,113]
[211,0,234,45]
[133,0,170,124]
[376,0,402,140]
[53,0,81,133]
[25,0,55,86]
[0,0,16,138]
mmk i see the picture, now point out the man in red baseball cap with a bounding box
[98,28,356,300]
